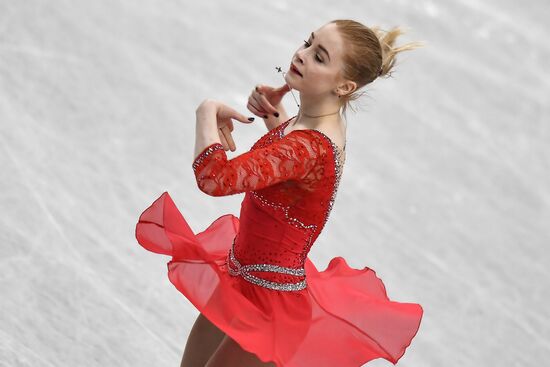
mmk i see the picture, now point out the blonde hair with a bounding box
[329,19,425,118]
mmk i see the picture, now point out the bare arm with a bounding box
[262,102,290,131]
[193,101,221,160]
[193,99,252,161]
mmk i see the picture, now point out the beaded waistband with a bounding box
[226,238,307,292]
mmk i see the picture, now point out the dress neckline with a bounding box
[280,116,346,156]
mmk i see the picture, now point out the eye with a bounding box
[302,40,323,63]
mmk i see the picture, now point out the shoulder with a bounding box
[281,129,331,157]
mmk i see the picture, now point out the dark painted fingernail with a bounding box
[248,117,255,121]
[274,112,279,117]
[264,115,268,118]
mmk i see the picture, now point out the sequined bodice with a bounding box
[192,116,345,291]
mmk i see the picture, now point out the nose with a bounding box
[294,53,304,65]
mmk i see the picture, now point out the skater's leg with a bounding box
[180,313,226,367]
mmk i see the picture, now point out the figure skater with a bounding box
[135,19,424,367]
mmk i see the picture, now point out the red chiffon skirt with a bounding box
[135,192,423,366]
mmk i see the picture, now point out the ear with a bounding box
[338,80,357,95]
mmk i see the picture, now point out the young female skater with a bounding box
[135,19,424,367]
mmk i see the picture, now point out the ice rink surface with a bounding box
[1,1,549,366]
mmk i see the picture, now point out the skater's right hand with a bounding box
[247,84,291,118]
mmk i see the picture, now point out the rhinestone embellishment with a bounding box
[247,117,346,261]
[227,237,307,292]
[192,143,224,172]
[315,131,345,228]
[251,190,317,262]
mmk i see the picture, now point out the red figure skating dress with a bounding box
[135,116,423,366]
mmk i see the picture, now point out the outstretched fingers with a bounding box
[219,126,236,151]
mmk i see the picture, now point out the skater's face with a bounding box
[285,23,355,97]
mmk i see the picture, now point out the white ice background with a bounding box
[1,1,549,366]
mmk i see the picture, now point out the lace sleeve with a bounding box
[191,131,324,196]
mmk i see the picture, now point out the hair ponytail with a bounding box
[329,20,425,118]
[370,25,424,79]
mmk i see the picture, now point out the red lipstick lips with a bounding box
[290,63,303,77]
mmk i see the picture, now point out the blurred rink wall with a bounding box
[1,1,549,366]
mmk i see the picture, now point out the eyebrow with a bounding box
[311,32,331,61]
